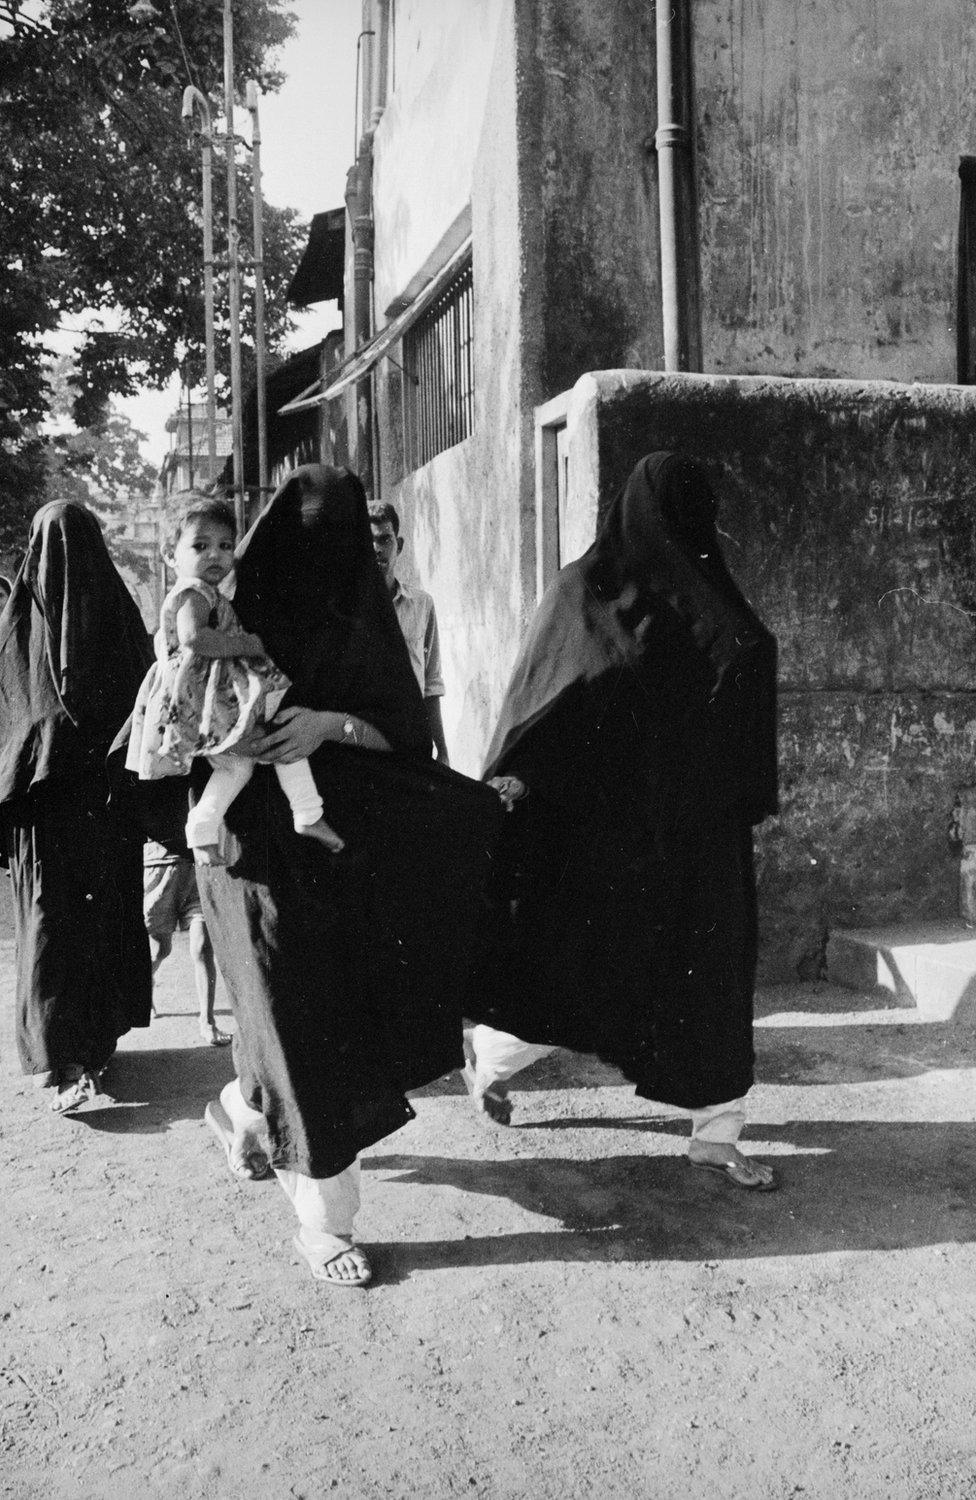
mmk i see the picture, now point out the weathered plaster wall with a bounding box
[525,0,663,397]
[372,0,505,312]
[561,370,976,977]
[376,3,535,776]
[374,1,669,772]
[696,0,976,381]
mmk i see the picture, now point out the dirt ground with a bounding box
[2,878,976,1500]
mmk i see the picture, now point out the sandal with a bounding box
[293,1236,372,1288]
[49,1071,99,1115]
[204,1099,271,1181]
[199,1022,233,1048]
[688,1153,779,1192]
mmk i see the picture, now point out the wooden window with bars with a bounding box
[404,258,474,470]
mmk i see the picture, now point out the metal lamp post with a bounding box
[180,85,218,477]
[177,1,268,525]
[245,79,268,503]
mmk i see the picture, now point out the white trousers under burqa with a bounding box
[221,1079,360,1255]
[468,1025,747,1143]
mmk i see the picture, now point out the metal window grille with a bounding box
[405,259,474,469]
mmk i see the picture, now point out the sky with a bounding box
[118,0,362,462]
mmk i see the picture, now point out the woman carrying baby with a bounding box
[125,495,343,861]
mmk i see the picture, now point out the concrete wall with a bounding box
[367,0,976,806]
[696,0,975,381]
[521,0,663,397]
[371,0,670,771]
[374,2,534,774]
[558,369,976,978]
[372,0,505,314]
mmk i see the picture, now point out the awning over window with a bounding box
[286,209,346,309]
[278,237,472,416]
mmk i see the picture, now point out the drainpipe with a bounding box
[655,0,703,371]
[345,147,375,497]
[344,0,390,498]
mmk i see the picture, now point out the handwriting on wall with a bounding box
[864,500,939,535]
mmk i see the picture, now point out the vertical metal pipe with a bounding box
[184,367,194,487]
[655,0,703,372]
[200,126,217,474]
[370,0,389,128]
[223,0,245,532]
[181,87,217,473]
[246,81,268,504]
[350,144,375,496]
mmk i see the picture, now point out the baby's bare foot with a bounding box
[297,818,345,853]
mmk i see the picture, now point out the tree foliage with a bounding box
[0,0,304,534]
[42,354,158,582]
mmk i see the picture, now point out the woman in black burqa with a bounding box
[466,452,780,1190]
[0,502,153,1113]
[191,465,502,1286]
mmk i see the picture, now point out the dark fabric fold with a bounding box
[0,502,153,1076]
[471,452,777,1109]
[0,501,152,805]
[232,465,432,756]
[170,465,504,1177]
[485,451,777,826]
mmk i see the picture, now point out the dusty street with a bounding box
[2,878,976,1500]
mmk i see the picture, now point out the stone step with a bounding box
[825,921,976,1022]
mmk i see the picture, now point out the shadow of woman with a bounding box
[363,1118,976,1281]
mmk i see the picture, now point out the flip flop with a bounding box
[688,1155,779,1192]
[293,1237,373,1288]
[461,1061,513,1125]
[49,1071,99,1115]
[199,1024,233,1048]
[204,1099,271,1181]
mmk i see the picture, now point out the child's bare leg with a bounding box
[186,755,254,864]
[275,758,344,852]
[189,916,229,1046]
[148,932,171,1016]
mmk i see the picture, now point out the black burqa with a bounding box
[472,452,778,1110]
[193,466,504,1177]
[0,501,153,1078]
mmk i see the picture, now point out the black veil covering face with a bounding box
[231,465,431,756]
[0,500,152,803]
[472,453,778,1112]
[0,502,153,1078]
[485,451,777,827]
[186,466,505,1178]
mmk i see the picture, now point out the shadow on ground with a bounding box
[68,1046,237,1134]
[362,1118,976,1278]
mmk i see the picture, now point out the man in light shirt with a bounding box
[368,502,450,765]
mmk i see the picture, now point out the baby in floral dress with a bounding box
[126,495,344,861]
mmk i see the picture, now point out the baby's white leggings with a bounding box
[185,752,323,849]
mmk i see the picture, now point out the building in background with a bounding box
[134,401,233,624]
[273,0,976,977]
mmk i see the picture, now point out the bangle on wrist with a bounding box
[342,716,360,747]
